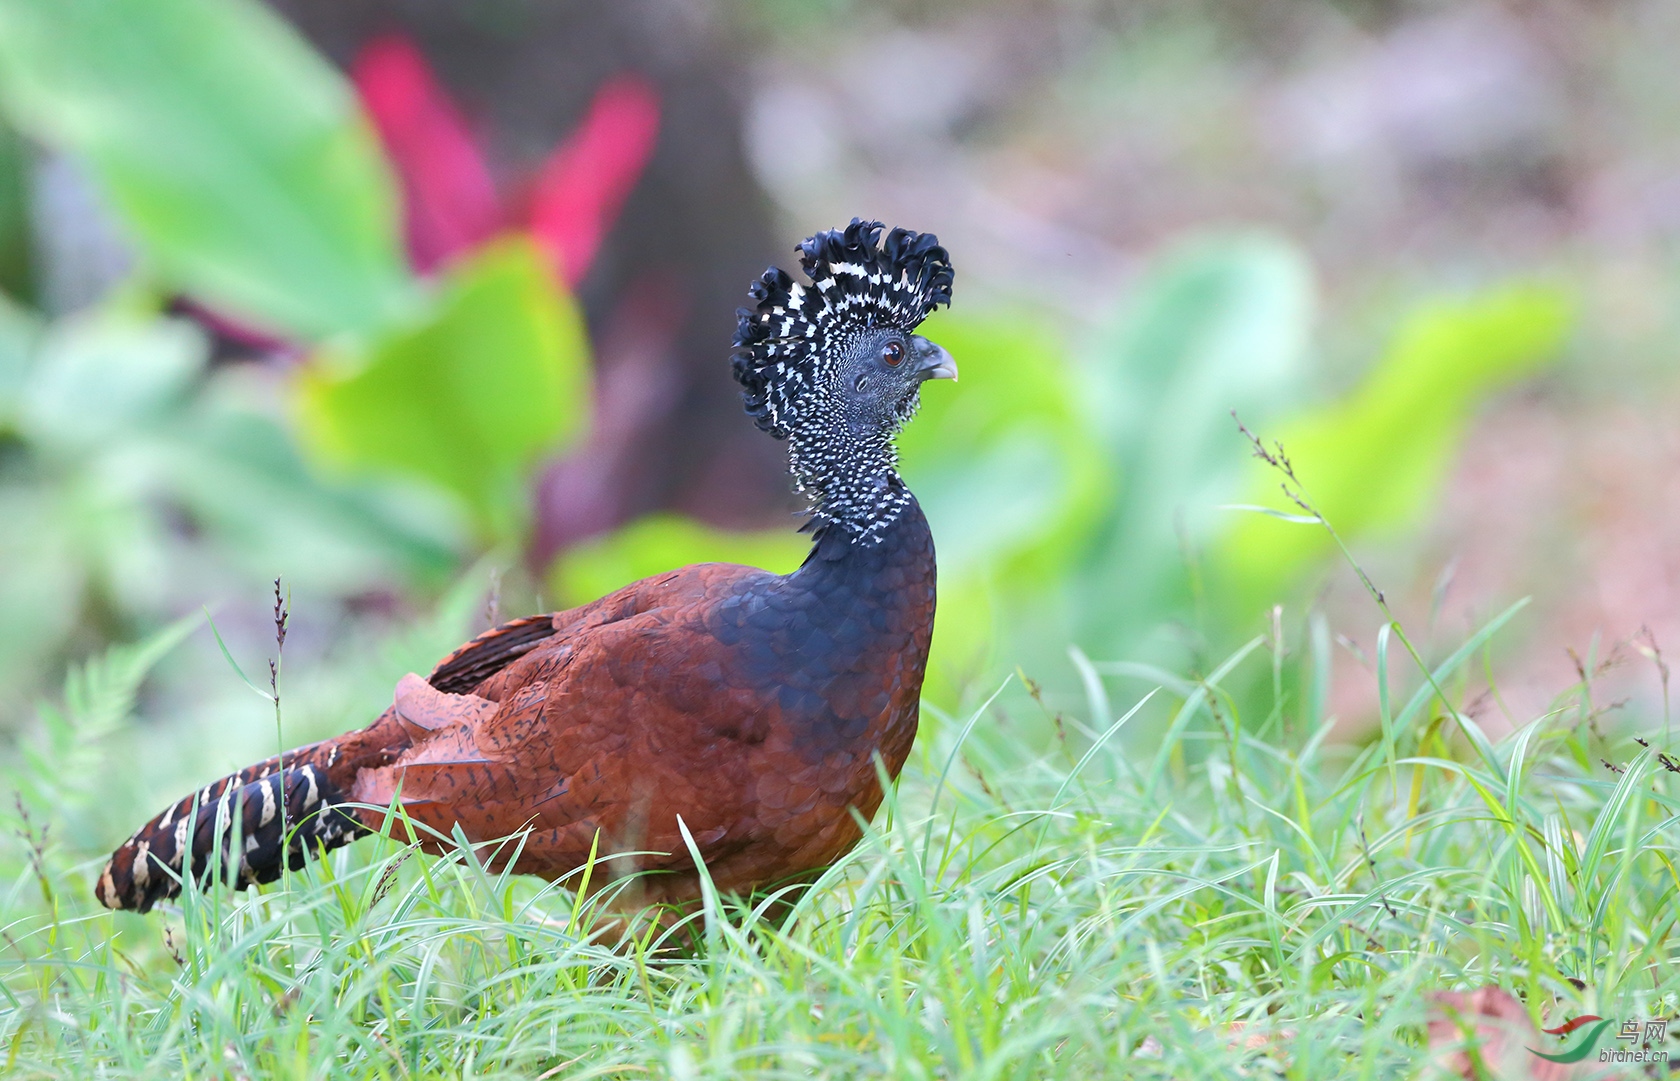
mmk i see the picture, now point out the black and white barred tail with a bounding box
[96,617,555,913]
[93,717,415,914]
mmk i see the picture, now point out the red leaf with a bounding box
[528,74,661,287]
[172,297,294,356]
[1539,1015,1602,1036]
[352,34,501,274]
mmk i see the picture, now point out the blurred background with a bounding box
[0,0,1677,827]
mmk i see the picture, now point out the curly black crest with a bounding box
[732,219,953,438]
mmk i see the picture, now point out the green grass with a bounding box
[2,586,1676,1080]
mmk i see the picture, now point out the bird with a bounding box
[96,219,957,918]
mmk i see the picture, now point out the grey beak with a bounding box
[910,335,958,382]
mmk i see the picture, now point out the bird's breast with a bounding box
[734,504,936,767]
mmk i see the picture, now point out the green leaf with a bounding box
[899,309,1104,584]
[1073,232,1316,658]
[891,310,1108,705]
[548,513,808,609]
[163,391,465,592]
[17,310,205,452]
[0,0,416,340]
[1216,283,1571,615]
[295,239,589,542]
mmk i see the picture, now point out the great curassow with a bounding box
[97,219,957,916]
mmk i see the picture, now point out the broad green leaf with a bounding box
[0,0,415,340]
[1216,284,1571,615]
[910,429,1066,573]
[295,239,589,542]
[549,512,808,609]
[18,310,205,453]
[1073,232,1316,658]
[899,309,1104,584]
[163,393,465,593]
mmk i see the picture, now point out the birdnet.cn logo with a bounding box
[1528,1016,1669,1065]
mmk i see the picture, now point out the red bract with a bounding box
[351,34,500,275]
[351,32,660,288]
[527,75,661,287]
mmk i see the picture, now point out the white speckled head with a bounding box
[732,220,956,540]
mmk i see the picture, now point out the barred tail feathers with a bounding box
[96,711,412,913]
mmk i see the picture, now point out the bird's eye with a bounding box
[881,341,905,367]
[854,374,869,391]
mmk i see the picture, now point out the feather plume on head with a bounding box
[732,219,954,439]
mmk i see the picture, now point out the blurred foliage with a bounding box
[899,310,1104,699]
[0,297,459,718]
[0,0,1576,735]
[0,0,589,718]
[901,310,1105,587]
[4,613,197,851]
[0,0,416,341]
[1067,233,1315,665]
[551,513,809,608]
[0,118,29,302]
[1217,284,1573,617]
[298,240,591,543]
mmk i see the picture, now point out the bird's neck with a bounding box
[787,420,910,544]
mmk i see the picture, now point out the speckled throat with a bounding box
[787,414,910,543]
